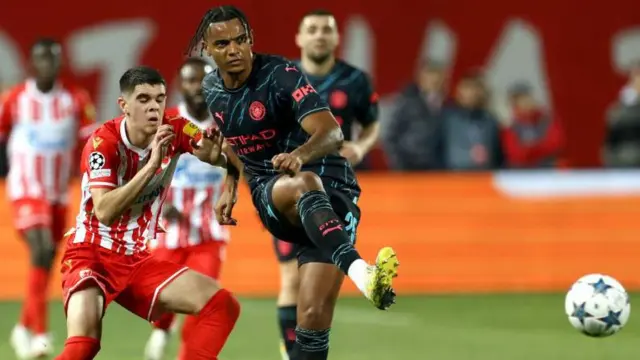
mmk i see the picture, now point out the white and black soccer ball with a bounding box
[565,273,631,337]
[88,152,106,170]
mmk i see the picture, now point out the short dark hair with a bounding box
[299,9,335,27]
[30,37,61,53]
[119,66,166,94]
[186,5,252,56]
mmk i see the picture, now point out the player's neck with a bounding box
[301,56,336,77]
[124,119,153,149]
[35,79,55,93]
[221,67,252,90]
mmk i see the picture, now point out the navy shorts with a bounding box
[252,175,361,266]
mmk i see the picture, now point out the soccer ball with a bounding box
[564,273,631,337]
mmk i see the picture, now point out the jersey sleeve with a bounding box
[81,135,119,189]
[353,72,380,126]
[274,62,330,123]
[170,116,204,154]
[74,88,98,141]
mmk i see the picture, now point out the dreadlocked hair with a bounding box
[186,5,252,56]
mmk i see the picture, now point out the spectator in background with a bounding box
[603,60,640,167]
[501,82,564,168]
[383,59,447,170]
[439,71,503,170]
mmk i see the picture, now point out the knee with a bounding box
[27,230,56,268]
[292,172,324,199]
[297,300,332,328]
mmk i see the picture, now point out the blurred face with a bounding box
[296,15,339,64]
[513,93,536,112]
[204,18,252,75]
[456,79,484,108]
[118,83,166,136]
[418,68,445,93]
[31,44,62,83]
[180,63,209,108]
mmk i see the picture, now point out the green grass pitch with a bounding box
[0,294,637,359]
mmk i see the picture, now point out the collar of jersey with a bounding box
[26,78,62,97]
[120,117,151,158]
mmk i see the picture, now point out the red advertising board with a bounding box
[1,0,639,166]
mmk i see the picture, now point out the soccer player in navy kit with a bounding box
[188,6,398,360]
[272,10,382,359]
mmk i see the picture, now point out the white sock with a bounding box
[347,259,369,295]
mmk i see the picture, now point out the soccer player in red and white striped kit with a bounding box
[0,38,96,359]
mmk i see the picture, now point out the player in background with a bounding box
[143,57,231,360]
[273,10,381,358]
[190,6,398,360]
[54,66,239,360]
[0,38,96,359]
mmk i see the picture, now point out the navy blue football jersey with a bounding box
[202,54,360,194]
[297,59,379,141]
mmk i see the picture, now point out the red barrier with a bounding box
[1,173,639,300]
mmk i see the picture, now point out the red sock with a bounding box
[152,312,175,331]
[54,336,100,360]
[21,267,49,334]
[177,315,197,360]
[182,289,240,359]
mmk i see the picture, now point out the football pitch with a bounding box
[0,294,637,359]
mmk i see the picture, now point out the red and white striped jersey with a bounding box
[0,80,96,204]
[152,104,229,250]
[69,114,204,255]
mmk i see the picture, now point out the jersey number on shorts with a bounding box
[344,212,358,244]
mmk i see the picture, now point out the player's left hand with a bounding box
[272,153,303,175]
[192,127,224,165]
[339,141,365,165]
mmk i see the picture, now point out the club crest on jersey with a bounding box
[182,122,201,138]
[249,101,266,121]
[88,152,105,170]
[330,90,348,109]
[92,137,103,150]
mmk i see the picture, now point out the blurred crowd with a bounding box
[2,57,640,174]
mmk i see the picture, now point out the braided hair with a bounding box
[186,5,252,56]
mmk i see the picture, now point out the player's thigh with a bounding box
[269,172,325,225]
[296,253,344,328]
[184,242,226,280]
[61,245,123,338]
[252,177,308,242]
[65,286,105,339]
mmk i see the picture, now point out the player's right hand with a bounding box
[272,153,302,175]
[148,125,175,170]
[215,186,238,226]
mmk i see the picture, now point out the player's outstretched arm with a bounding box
[215,141,242,225]
[291,110,344,164]
[92,125,175,225]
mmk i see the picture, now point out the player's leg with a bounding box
[144,248,184,360]
[119,257,239,360]
[54,287,104,360]
[175,242,226,360]
[272,237,301,360]
[11,199,57,358]
[55,245,116,360]
[268,172,398,309]
[290,254,344,360]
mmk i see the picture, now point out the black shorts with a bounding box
[252,176,361,267]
